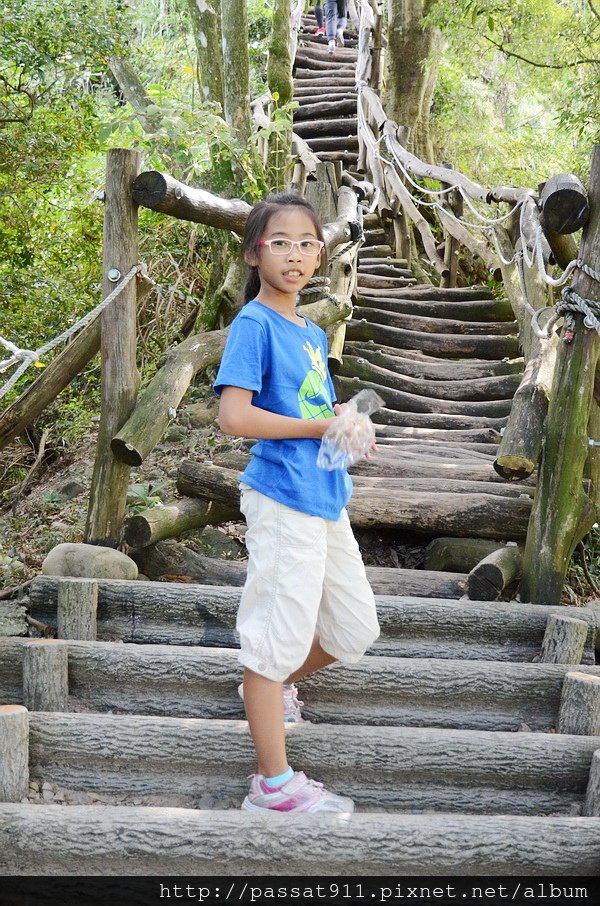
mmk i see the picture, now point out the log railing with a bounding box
[354,0,599,604]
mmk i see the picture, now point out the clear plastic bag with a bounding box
[317,389,384,471]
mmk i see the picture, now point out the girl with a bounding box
[214,193,380,814]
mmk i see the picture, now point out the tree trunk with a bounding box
[267,0,293,190]
[108,57,162,135]
[383,0,442,163]
[520,147,600,605]
[185,0,224,111]
[221,0,252,152]
[466,546,523,601]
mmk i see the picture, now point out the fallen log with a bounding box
[467,545,523,601]
[339,355,520,402]
[123,497,239,549]
[345,320,520,360]
[132,540,246,585]
[352,305,518,338]
[343,342,523,380]
[110,295,350,467]
[424,538,506,572]
[334,375,513,417]
[176,460,531,538]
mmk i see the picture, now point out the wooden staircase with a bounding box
[0,13,599,882]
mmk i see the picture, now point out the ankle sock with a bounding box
[264,766,294,788]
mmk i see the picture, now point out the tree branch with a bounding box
[482,34,600,69]
[588,0,600,24]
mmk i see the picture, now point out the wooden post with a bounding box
[521,146,600,605]
[540,615,589,665]
[86,148,140,546]
[22,640,69,712]
[0,705,28,802]
[583,749,600,816]
[558,672,600,736]
[57,578,98,641]
[441,167,463,289]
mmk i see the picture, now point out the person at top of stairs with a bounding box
[325,0,347,52]
[312,1,325,35]
[214,193,380,814]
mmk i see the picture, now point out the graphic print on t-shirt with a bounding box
[298,340,333,420]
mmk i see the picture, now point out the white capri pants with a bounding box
[237,484,380,682]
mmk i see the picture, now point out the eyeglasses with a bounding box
[256,239,324,257]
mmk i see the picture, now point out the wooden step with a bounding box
[293,116,357,138]
[1,803,598,875]
[305,134,359,150]
[294,98,357,120]
[353,305,518,337]
[346,320,521,359]
[26,712,600,815]
[345,342,523,377]
[358,243,394,257]
[373,408,508,431]
[356,292,515,322]
[5,641,598,729]
[27,579,600,661]
[335,375,513,417]
[340,356,521,400]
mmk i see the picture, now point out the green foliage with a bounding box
[426,0,599,185]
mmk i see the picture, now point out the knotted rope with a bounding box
[532,261,600,343]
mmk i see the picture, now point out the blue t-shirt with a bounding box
[213,300,352,520]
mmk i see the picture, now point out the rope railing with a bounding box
[0,265,143,402]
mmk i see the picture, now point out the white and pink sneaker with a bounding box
[242,771,354,813]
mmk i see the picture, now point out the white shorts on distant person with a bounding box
[238,483,380,682]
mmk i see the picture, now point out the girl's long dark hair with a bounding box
[241,193,327,303]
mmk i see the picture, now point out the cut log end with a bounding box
[493,455,536,482]
[110,437,144,467]
[132,170,168,207]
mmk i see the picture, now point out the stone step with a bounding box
[25,712,600,816]
[2,639,599,729]
[1,803,598,875]
[26,578,600,661]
